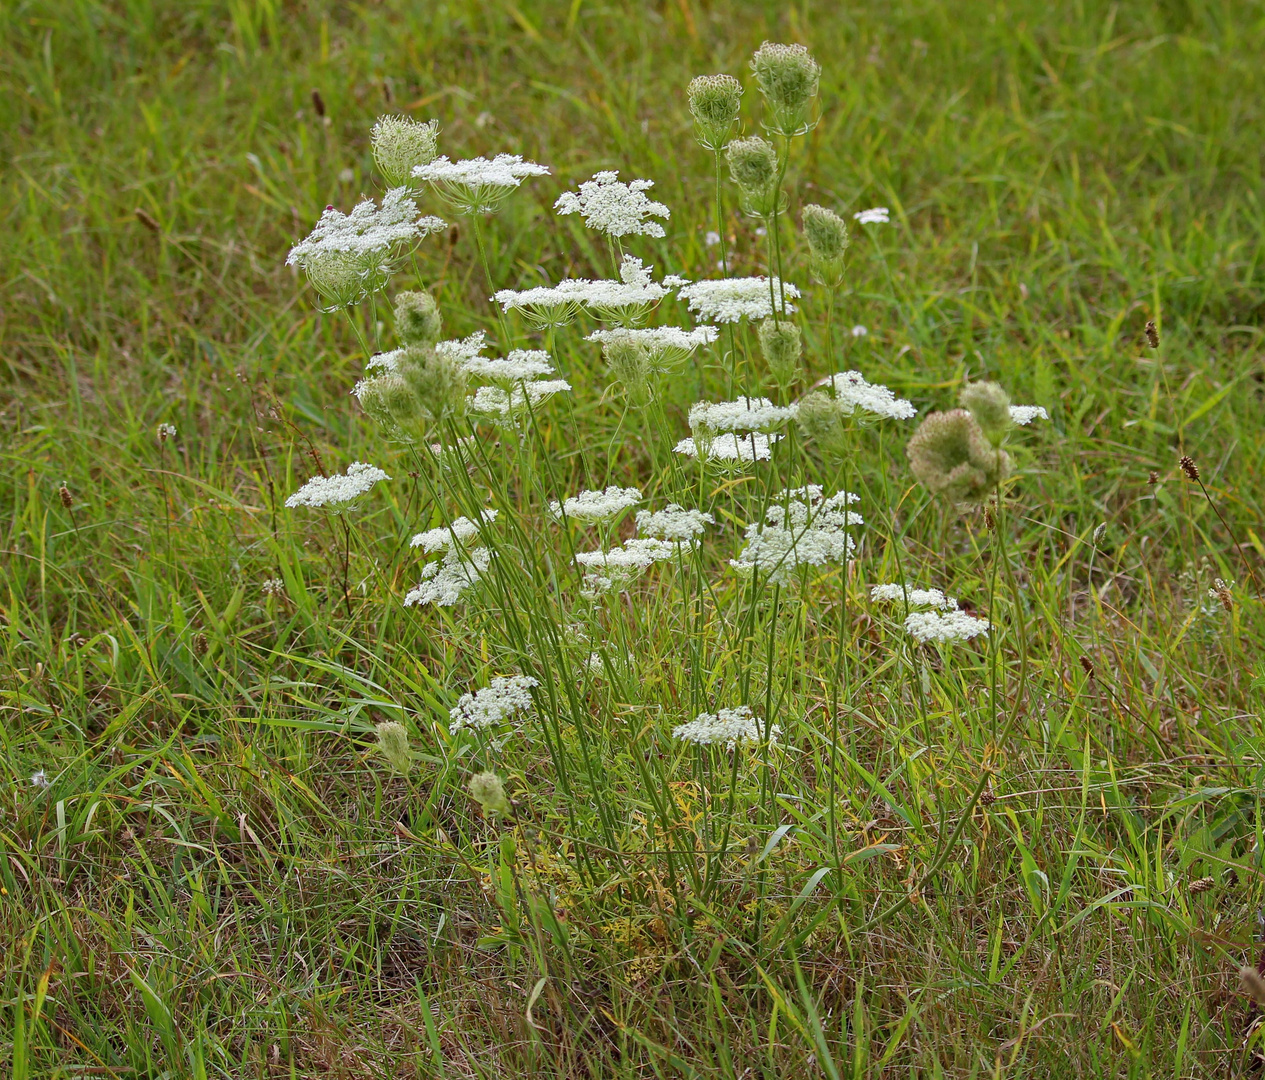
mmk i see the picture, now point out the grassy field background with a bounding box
[3,0,1265,1076]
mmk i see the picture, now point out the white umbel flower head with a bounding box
[468,379,572,427]
[586,325,717,372]
[492,280,591,328]
[285,462,389,510]
[569,255,687,325]
[824,371,917,421]
[674,431,780,465]
[575,537,684,596]
[410,509,498,552]
[635,504,714,541]
[730,487,862,585]
[555,171,670,238]
[870,584,957,609]
[404,545,493,607]
[853,207,890,225]
[550,485,642,524]
[689,396,798,434]
[412,154,550,214]
[462,349,555,383]
[904,609,990,644]
[677,277,800,323]
[449,675,539,732]
[672,706,779,750]
[1009,404,1049,426]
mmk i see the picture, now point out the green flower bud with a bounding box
[398,344,468,422]
[751,41,820,137]
[468,771,512,818]
[302,250,366,311]
[906,409,1012,507]
[371,115,440,188]
[959,381,1012,444]
[757,318,802,387]
[394,290,443,346]
[795,390,850,461]
[602,338,653,402]
[687,74,743,150]
[802,204,849,280]
[375,720,412,775]
[725,136,779,217]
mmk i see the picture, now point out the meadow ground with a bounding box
[3,1,1265,1076]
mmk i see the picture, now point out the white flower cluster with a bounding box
[413,154,550,213]
[550,485,642,524]
[577,255,688,320]
[672,706,779,749]
[555,171,670,238]
[674,432,780,465]
[462,349,555,383]
[437,331,490,367]
[730,487,862,585]
[261,578,287,597]
[285,462,389,510]
[635,504,714,541]
[448,674,539,732]
[586,325,717,371]
[468,379,572,426]
[575,537,684,597]
[904,609,990,644]
[404,546,493,607]
[156,423,177,442]
[677,277,801,323]
[1009,404,1049,426]
[689,396,798,433]
[410,509,498,552]
[825,371,917,421]
[286,188,445,265]
[853,206,890,225]
[492,279,591,325]
[870,584,956,609]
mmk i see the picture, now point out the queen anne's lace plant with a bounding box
[285,462,389,510]
[677,277,800,323]
[575,537,684,596]
[413,154,550,214]
[468,379,572,426]
[448,675,539,732]
[904,609,990,644]
[1009,405,1049,426]
[410,509,498,552]
[572,256,688,324]
[462,349,555,383]
[635,504,714,541]
[730,487,862,585]
[825,371,917,420]
[436,331,490,367]
[404,545,493,607]
[689,396,798,434]
[870,584,957,610]
[672,706,779,749]
[550,485,642,524]
[853,207,890,225]
[586,325,717,371]
[492,280,592,328]
[555,171,670,238]
[674,431,780,465]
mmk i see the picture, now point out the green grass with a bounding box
[3,0,1265,1076]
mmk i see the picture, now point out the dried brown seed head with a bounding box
[311,89,326,117]
[1079,655,1095,679]
[1240,965,1265,1006]
[1179,455,1199,481]
[1147,470,1159,485]
[1188,876,1214,894]
[1144,319,1159,349]
[58,483,73,509]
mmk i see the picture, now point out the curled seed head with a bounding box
[801,203,849,269]
[959,381,1012,444]
[725,136,778,215]
[687,74,743,149]
[371,116,440,188]
[757,318,802,386]
[750,41,820,136]
[906,409,1012,508]
[394,290,443,347]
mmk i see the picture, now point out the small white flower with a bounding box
[30,769,50,790]
[754,226,768,237]
[468,379,572,426]
[410,509,498,552]
[635,504,714,541]
[904,609,990,644]
[730,488,862,585]
[554,171,671,238]
[853,206,890,225]
[412,154,550,214]
[575,537,684,596]
[462,349,555,383]
[156,423,177,442]
[586,325,717,371]
[822,371,917,421]
[285,462,389,510]
[676,277,800,323]
[550,486,642,524]
[286,188,445,265]
[449,675,539,732]
[261,578,287,597]
[674,432,780,464]
[705,230,721,247]
[689,396,798,433]
[1009,404,1049,426]
[491,280,591,327]
[672,706,779,750]
[850,324,868,338]
[567,255,685,322]
[870,584,956,609]
[404,546,493,607]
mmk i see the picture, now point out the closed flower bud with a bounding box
[757,318,802,387]
[302,250,367,310]
[751,41,820,136]
[959,381,1012,444]
[398,344,468,422]
[394,290,443,346]
[602,338,653,402]
[468,771,512,818]
[371,116,440,188]
[687,74,743,150]
[906,409,1012,507]
[726,136,779,217]
[802,203,849,279]
[375,720,412,775]
[795,390,850,461]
